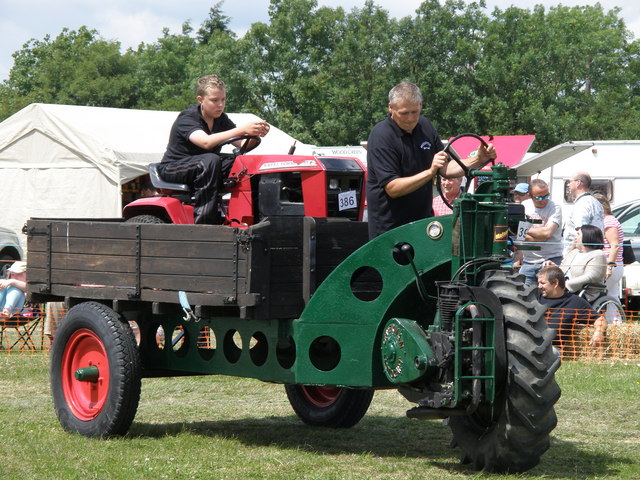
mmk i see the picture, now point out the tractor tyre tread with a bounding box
[448,270,561,473]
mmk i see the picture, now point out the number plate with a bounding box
[338,190,358,211]
[516,221,532,241]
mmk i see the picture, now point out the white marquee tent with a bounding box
[0,103,309,245]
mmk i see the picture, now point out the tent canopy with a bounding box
[0,103,304,183]
[446,135,536,168]
[0,103,306,240]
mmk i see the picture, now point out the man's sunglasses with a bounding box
[533,194,550,201]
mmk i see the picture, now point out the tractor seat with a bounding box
[148,163,191,192]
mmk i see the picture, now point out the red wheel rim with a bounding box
[61,328,110,421]
[299,386,342,407]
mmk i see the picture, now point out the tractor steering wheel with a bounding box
[436,133,494,211]
[218,135,262,155]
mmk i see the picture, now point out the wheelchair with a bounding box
[577,283,626,324]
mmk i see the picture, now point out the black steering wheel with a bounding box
[218,135,262,155]
[436,133,494,211]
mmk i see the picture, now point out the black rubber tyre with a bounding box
[592,295,626,323]
[448,269,561,473]
[50,301,142,437]
[285,385,374,428]
[126,214,166,224]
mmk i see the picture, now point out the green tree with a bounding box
[237,0,347,143]
[197,1,235,44]
[132,22,199,111]
[185,7,247,113]
[311,1,401,145]
[476,4,638,149]
[395,0,489,138]
[0,27,136,120]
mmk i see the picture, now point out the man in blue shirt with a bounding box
[366,82,496,238]
[537,266,607,355]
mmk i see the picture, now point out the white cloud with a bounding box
[97,9,184,49]
[0,20,32,81]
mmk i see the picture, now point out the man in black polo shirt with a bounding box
[159,75,270,224]
[366,82,496,238]
[537,266,606,356]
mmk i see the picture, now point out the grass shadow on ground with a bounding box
[128,415,624,478]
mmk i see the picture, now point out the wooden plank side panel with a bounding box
[26,235,48,253]
[139,223,237,242]
[141,240,238,259]
[141,256,243,277]
[26,252,48,272]
[140,289,259,307]
[51,270,136,287]
[48,284,136,300]
[50,221,138,240]
[49,237,137,256]
[26,219,253,303]
[141,274,236,293]
[51,253,136,273]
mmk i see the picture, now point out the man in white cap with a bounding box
[512,182,530,203]
[0,261,27,318]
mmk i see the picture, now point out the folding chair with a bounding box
[0,304,44,352]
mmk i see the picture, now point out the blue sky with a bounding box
[1,0,639,81]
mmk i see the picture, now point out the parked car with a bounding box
[611,200,640,309]
[0,226,24,277]
[612,199,640,261]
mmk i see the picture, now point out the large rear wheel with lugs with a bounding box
[50,301,141,437]
[448,270,561,473]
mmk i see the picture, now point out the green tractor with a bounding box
[26,134,559,473]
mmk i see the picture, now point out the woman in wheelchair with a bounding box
[555,225,607,298]
[545,225,625,323]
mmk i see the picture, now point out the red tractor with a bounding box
[123,136,366,227]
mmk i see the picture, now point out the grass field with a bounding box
[1,356,638,480]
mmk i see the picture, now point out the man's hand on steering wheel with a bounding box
[217,135,262,155]
[476,142,497,164]
[431,151,448,173]
[436,133,496,211]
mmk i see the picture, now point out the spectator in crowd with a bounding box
[537,265,607,356]
[593,192,625,323]
[512,182,530,203]
[366,81,496,238]
[0,261,27,318]
[563,172,604,254]
[432,176,464,216]
[547,224,607,299]
[159,74,270,224]
[516,179,563,285]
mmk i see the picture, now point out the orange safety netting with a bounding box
[547,307,640,363]
[2,305,640,363]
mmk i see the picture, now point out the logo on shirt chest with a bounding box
[420,141,432,151]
